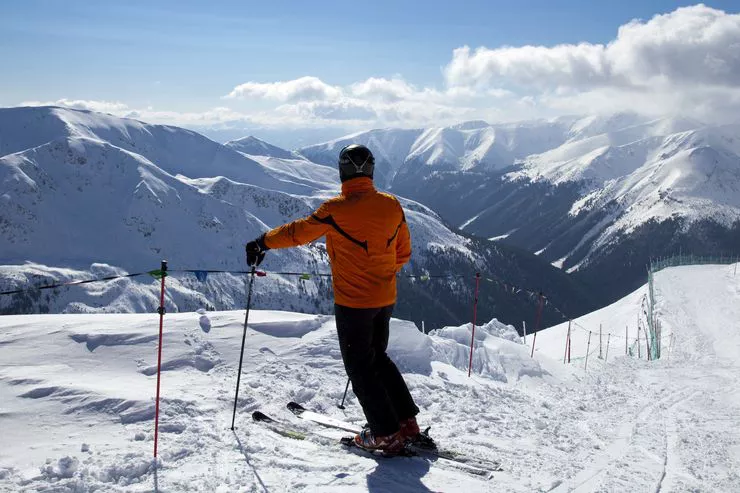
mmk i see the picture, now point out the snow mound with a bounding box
[429,319,556,384]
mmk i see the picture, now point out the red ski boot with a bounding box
[354,427,405,455]
[399,416,421,442]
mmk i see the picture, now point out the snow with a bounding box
[551,257,567,269]
[1,264,738,491]
[534,264,740,491]
[488,232,513,241]
[225,136,295,160]
[459,212,482,230]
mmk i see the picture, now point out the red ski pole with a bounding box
[153,260,167,458]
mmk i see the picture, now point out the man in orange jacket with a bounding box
[246,144,420,454]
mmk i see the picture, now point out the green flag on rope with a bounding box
[149,269,167,280]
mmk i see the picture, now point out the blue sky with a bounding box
[2,1,739,142]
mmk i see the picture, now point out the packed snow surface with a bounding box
[1,264,739,491]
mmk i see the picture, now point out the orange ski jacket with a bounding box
[263,177,411,308]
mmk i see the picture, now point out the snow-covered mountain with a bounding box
[1,263,738,491]
[460,120,740,301]
[0,106,317,196]
[225,135,296,159]
[226,135,341,191]
[0,106,595,328]
[299,118,577,187]
[302,114,740,303]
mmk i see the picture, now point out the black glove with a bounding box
[245,235,269,266]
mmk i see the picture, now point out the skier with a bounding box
[245,144,420,454]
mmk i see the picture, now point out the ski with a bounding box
[251,409,496,478]
[338,436,494,479]
[287,401,362,433]
[251,410,308,440]
[286,402,502,473]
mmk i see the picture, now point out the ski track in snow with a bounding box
[1,265,739,492]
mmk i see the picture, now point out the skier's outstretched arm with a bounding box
[263,202,332,249]
[246,202,333,265]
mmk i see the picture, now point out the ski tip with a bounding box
[287,401,306,414]
[252,411,273,422]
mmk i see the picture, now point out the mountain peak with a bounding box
[225,135,295,159]
[451,120,491,131]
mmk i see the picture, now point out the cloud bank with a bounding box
[19,5,740,131]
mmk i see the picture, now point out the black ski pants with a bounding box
[335,303,419,437]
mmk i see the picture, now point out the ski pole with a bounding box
[231,265,257,430]
[337,378,351,409]
[153,260,167,458]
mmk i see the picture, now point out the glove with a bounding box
[245,235,269,266]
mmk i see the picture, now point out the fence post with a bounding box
[467,273,481,377]
[522,321,527,344]
[605,334,611,362]
[563,320,571,364]
[568,326,572,363]
[599,324,603,359]
[645,326,651,361]
[585,332,592,371]
[637,324,641,359]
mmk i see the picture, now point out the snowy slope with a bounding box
[1,263,738,491]
[511,117,702,187]
[532,264,740,491]
[299,128,424,186]
[442,117,740,273]
[0,310,557,492]
[557,125,740,272]
[226,136,341,190]
[225,136,296,159]
[0,106,311,195]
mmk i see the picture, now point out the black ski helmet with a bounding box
[338,144,374,182]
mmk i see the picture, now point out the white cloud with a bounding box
[224,76,343,102]
[276,99,378,121]
[350,78,416,102]
[21,99,131,113]
[441,4,740,123]
[129,106,247,124]
[444,5,740,90]
[19,99,257,127]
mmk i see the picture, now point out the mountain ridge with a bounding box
[0,106,597,328]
